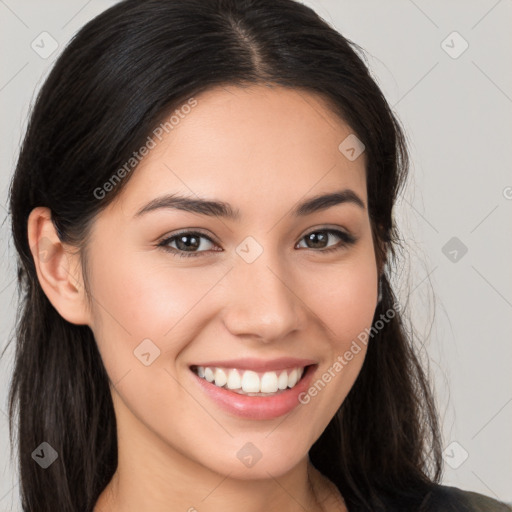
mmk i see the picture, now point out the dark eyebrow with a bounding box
[135,195,241,220]
[293,189,365,216]
[134,189,365,219]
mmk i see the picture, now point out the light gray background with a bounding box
[1,0,511,509]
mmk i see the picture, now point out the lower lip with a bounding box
[190,365,318,420]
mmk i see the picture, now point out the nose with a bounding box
[221,247,306,343]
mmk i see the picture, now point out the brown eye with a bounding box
[158,231,218,258]
[296,229,356,252]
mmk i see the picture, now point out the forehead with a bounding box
[107,84,367,219]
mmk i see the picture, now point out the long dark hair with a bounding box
[4,0,442,510]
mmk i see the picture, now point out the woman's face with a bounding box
[83,84,379,479]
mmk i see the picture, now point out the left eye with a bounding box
[296,229,355,251]
[157,228,356,258]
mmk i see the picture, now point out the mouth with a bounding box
[189,364,312,397]
[187,357,319,420]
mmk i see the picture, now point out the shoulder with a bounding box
[419,484,512,512]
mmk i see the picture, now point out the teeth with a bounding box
[193,365,307,394]
[277,370,288,390]
[241,370,260,393]
[204,367,214,382]
[288,368,298,387]
[260,371,278,393]
[226,369,242,389]
[214,368,228,387]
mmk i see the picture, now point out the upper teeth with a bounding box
[194,366,305,393]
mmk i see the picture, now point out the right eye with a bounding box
[157,231,221,258]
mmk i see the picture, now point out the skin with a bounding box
[28,84,383,512]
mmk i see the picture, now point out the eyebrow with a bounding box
[134,189,365,220]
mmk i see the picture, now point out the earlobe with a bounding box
[27,206,91,325]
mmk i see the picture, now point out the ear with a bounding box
[27,206,91,325]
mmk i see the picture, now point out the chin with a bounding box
[201,437,310,480]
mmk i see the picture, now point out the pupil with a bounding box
[307,232,327,248]
[177,235,199,251]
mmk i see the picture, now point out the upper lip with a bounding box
[190,357,317,373]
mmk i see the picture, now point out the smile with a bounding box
[190,365,306,396]
[188,357,318,420]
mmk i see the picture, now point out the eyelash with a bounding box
[157,228,357,259]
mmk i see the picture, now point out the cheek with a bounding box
[298,252,378,345]
[294,248,377,422]
[88,248,225,355]
[86,252,222,449]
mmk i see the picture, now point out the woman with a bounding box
[4,0,510,510]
